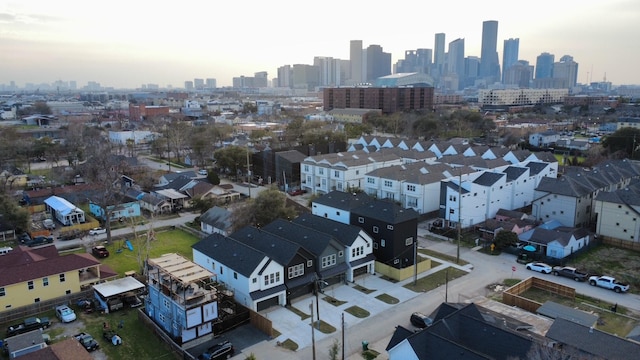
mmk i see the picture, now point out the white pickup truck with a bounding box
[588,275,630,293]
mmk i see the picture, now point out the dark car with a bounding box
[24,236,54,247]
[198,341,234,360]
[410,312,433,328]
[91,245,109,258]
[288,188,307,196]
[6,317,51,337]
[74,332,100,352]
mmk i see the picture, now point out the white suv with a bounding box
[55,305,77,323]
[89,227,106,235]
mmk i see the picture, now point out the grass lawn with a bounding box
[375,293,399,304]
[353,284,375,294]
[77,309,173,359]
[404,267,468,293]
[344,306,370,318]
[99,228,200,275]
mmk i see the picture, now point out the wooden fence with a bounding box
[502,277,576,313]
[1,289,94,325]
[375,258,433,282]
[601,236,640,252]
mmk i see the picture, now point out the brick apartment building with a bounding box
[323,86,434,114]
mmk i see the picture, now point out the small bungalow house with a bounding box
[518,224,591,259]
[43,196,85,226]
[200,207,233,236]
[124,189,172,215]
[89,201,141,223]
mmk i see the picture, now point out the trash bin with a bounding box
[362,341,369,351]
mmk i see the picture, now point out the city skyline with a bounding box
[1,0,638,89]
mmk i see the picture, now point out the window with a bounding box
[373,226,379,233]
[356,170,359,175]
[384,180,393,187]
[163,299,170,309]
[0,287,5,297]
[42,277,49,287]
[338,251,343,257]
[252,278,257,283]
[304,165,309,172]
[28,281,34,290]
[233,272,238,279]
[288,264,304,278]
[322,254,337,268]
[159,314,166,322]
[352,246,364,257]
[405,237,414,246]
[65,290,71,295]
[367,177,375,184]
[373,242,378,249]
[358,217,364,224]
[307,260,313,267]
[34,298,40,303]
[319,168,324,175]
[387,225,394,230]
[407,184,416,192]
[220,267,224,274]
[334,170,340,177]
[381,239,386,247]
[393,259,400,264]
[59,274,66,283]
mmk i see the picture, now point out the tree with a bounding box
[494,230,518,249]
[344,123,373,139]
[0,191,29,232]
[214,146,250,180]
[601,127,640,159]
[230,187,297,231]
[328,339,340,360]
[207,172,220,185]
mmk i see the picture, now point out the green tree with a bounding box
[601,127,640,159]
[344,123,373,139]
[230,187,297,231]
[494,230,518,250]
[207,172,221,185]
[0,191,29,232]
[214,146,250,180]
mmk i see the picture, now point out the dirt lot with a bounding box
[48,318,108,360]
[569,246,640,294]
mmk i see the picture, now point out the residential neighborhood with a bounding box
[1,92,640,360]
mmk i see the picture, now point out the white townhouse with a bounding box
[311,191,375,224]
[529,130,560,148]
[192,234,287,312]
[364,162,478,215]
[440,162,550,228]
[594,180,640,244]
[301,149,406,195]
[533,159,640,227]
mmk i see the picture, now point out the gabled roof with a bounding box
[262,219,338,257]
[193,233,268,277]
[292,214,365,247]
[503,166,528,181]
[229,226,304,266]
[352,199,419,224]
[312,190,374,211]
[44,196,83,216]
[472,172,505,186]
[546,317,640,359]
[0,245,103,287]
[534,151,558,163]
[525,161,550,175]
[199,206,232,231]
[275,149,307,163]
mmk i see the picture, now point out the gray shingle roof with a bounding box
[312,190,374,211]
[262,219,336,256]
[192,233,266,277]
[352,199,419,224]
[228,226,302,266]
[472,172,505,186]
[503,166,528,181]
[292,213,361,246]
[200,206,232,231]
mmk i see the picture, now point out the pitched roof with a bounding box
[262,219,336,256]
[228,226,303,266]
[192,233,268,277]
[472,172,505,186]
[292,213,363,247]
[503,166,529,181]
[545,317,640,360]
[275,149,307,163]
[352,199,419,224]
[0,245,102,287]
[312,190,374,211]
[200,206,232,231]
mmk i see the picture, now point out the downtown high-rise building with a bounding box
[502,38,519,83]
[314,56,342,87]
[365,44,392,83]
[447,38,465,90]
[553,55,579,87]
[433,33,446,78]
[277,65,292,88]
[396,49,432,74]
[535,52,555,79]
[350,40,364,84]
[479,20,501,84]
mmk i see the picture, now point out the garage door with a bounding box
[257,295,279,311]
[353,265,368,278]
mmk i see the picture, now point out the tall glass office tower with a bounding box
[479,20,500,83]
[502,38,519,83]
[535,52,555,79]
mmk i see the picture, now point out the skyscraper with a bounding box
[502,38,519,83]
[553,55,579,87]
[479,20,500,83]
[365,44,391,82]
[434,33,446,77]
[447,38,465,90]
[350,40,363,84]
[535,52,555,79]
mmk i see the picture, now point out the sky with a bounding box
[1,0,639,89]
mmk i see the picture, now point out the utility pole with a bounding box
[413,236,418,286]
[310,301,316,360]
[341,312,345,360]
[246,144,251,198]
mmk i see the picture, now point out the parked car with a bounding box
[198,169,208,176]
[410,312,433,328]
[288,188,307,196]
[525,262,552,274]
[92,245,109,258]
[552,266,590,282]
[588,275,630,293]
[55,305,77,323]
[198,341,235,360]
[89,227,106,235]
[6,317,51,337]
[74,332,100,352]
